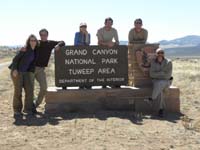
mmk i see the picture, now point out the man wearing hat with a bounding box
[146,48,173,117]
[74,23,91,46]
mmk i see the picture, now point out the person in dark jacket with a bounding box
[9,34,38,117]
[33,29,65,111]
[21,29,65,113]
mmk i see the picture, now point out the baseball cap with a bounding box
[156,48,165,53]
[80,23,87,27]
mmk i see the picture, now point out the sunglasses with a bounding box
[80,26,87,28]
[135,22,142,24]
[157,52,164,54]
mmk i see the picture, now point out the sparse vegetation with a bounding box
[0,58,200,150]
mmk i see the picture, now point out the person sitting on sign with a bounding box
[74,23,91,89]
[128,18,148,72]
[145,48,173,117]
[96,17,120,88]
[96,17,119,48]
[74,23,91,46]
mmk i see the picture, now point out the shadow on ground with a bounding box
[13,110,184,126]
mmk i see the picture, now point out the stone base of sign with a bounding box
[45,86,180,114]
[128,44,159,87]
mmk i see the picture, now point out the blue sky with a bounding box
[0,0,199,45]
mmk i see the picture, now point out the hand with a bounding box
[107,42,115,48]
[12,70,18,77]
[20,47,26,52]
[83,30,88,35]
[54,45,61,51]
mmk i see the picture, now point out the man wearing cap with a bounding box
[128,18,148,72]
[74,23,91,46]
[96,17,119,47]
[145,48,173,117]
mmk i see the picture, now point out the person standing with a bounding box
[33,29,65,112]
[9,34,38,117]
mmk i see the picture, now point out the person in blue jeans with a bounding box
[74,23,91,46]
[74,23,91,89]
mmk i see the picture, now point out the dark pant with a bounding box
[11,71,34,113]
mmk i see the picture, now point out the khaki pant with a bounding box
[34,67,47,107]
[11,71,34,113]
[152,80,171,109]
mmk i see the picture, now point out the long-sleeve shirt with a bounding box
[128,28,148,44]
[74,32,90,46]
[35,40,65,67]
[9,48,36,72]
[150,58,172,80]
[96,27,119,45]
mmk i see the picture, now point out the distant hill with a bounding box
[119,35,200,57]
[158,35,200,57]
[165,46,200,57]
[159,35,200,47]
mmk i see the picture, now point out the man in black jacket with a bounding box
[33,29,65,112]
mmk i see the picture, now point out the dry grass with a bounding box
[172,59,200,114]
[0,50,16,63]
[0,58,200,150]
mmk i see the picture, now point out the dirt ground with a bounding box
[0,59,200,150]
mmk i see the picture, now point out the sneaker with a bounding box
[13,111,22,118]
[158,109,164,118]
[23,110,33,116]
[144,97,153,102]
[144,97,153,106]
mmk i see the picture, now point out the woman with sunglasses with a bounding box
[9,34,39,117]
